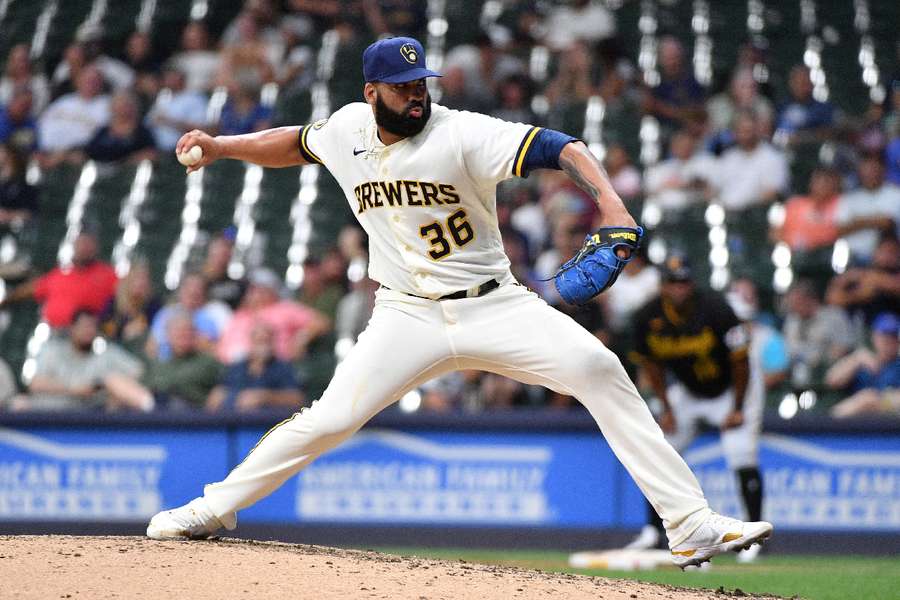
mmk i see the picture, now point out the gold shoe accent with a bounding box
[672,549,696,557]
[723,532,742,542]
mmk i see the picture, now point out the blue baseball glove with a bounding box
[554,226,644,305]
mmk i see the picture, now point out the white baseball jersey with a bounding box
[298,102,539,298]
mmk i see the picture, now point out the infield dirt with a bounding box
[0,535,785,599]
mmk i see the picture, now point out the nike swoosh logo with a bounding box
[353,147,366,156]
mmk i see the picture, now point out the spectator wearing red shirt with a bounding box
[0,231,117,327]
[774,167,842,252]
[217,268,330,365]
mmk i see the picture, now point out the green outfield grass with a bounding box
[375,548,900,600]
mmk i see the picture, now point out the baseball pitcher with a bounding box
[147,37,772,568]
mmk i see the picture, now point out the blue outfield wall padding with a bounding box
[0,409,898,545]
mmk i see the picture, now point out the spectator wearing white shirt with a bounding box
[170,22,221,93]
[148,67,209,151]
[544,0,616,51]
[52,26,135,94]
[0,44,50,115]
[644,130,717,212]
[835,154,900,264]
[713,111,788,211]
[37,66,110,169]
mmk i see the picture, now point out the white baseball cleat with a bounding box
[146,497,236,540]
[670,513,773,569]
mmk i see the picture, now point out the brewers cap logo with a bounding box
[400,43,418,64]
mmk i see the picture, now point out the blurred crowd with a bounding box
[0,0,897,419]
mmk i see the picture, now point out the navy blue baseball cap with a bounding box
[363,37,441,83]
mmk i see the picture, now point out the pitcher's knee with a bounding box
[571,346,623,382]
[311,410,362,441]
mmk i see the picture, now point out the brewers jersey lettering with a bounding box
[297,103,537,297]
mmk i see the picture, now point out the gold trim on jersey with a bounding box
[513,126,541,177]
[298,125,323,165]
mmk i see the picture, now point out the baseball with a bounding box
[177,145,203,166]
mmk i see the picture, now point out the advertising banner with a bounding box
[0,427,228,521]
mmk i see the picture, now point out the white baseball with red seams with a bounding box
[149,100,772,558]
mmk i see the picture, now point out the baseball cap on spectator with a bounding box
[363,37,441,83]
[872,312,900,337]
[660,252,693,282]
[248,267,281,291]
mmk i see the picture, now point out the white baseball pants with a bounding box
[203,284,712,546]
[665,378,764,470]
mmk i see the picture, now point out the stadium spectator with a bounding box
[216,74,272,136]
[147,273,222,361]
[603,144,641,203]
[221,0,283,48]
[544,0,615,51]
[604,249,660,334]
[0,44,50,115]
[0,231,117,328]
[147,66,209,152]
[216,11,277,88]
[277,20,315,88]
[545,42,594,126]
[200,230,246,309]
[362,0,427,38]
[22,311,145,412]
[0,85,37,153]
[101,261,161,358]
[169,21,221,93]
[887,132,900,186]
[206,321,304,412]
[437,65,487,114]
[0,143,38,227]
[643,36,705,130]
[643,129,716,212]
[218,268,330,364]
[828,312,900,418]
[491,75,536,125]
[712,110,788,211]
[443,33,522,112]
[728,277,790,391]
[124,30,162,113]
[775,167,842,252]
[52,26,135,93]
[826,234,900,327]
[775,65,835,145]
[84,91,157,164]
[298,256,344,322]
[37,66,111,168]
[49,43,88,100]
[107,311,223,411]
[783,279,854,387]
[706,68,774,140]
[835,154,900,263]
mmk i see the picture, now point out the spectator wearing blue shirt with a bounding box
[217,75,272,136]
[84,91,157,164]
[147,273,223,362]
[775,65,835,145]
[828,312,900,418]
[147,66,209,152]
[206,321,304,412]
[0,86,37,154]
[644,36,706,130]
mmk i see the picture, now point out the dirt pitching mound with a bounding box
[0,535,783,599]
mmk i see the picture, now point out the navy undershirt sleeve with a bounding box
[520,128,580,176]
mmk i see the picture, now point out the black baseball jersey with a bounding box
[632,290,749,398]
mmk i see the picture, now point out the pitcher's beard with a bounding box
[375,94,431,137]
